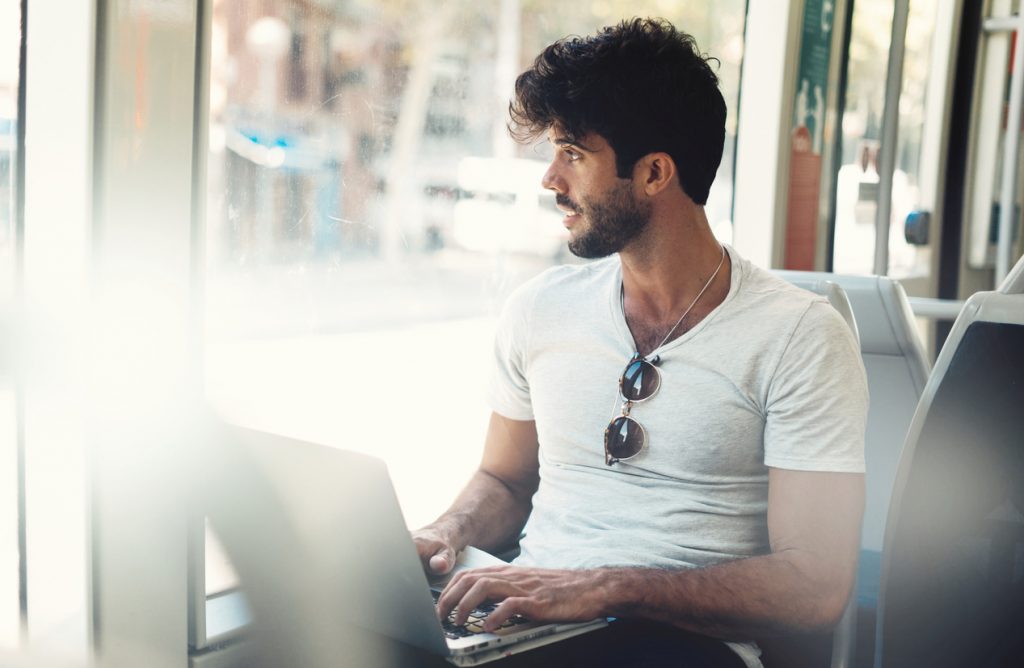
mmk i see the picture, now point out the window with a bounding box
[202,0,745,599]
[832,0,940,277]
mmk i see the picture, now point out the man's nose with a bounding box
[541,162,565,194]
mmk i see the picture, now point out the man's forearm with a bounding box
[428,468,533,555]
[439,469,862,639]
[603,468,861,639]
[602,551,852,639]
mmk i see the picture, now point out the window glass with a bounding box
[833,0,892,274]
[203,1,745,593]
[832,0,938,276]
[0,0,20,650]
[886,0,939,280]
[965,0,1024,277]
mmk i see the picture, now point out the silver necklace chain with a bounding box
[620,244,727,355]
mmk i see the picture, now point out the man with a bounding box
[414,18,867,667]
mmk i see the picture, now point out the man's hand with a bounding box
[410,414,541,578]
[412,526,461,576]
[436,565,609,632]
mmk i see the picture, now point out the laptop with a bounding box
[429,546,608,664]
[202,424,607,666]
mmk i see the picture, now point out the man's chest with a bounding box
[524,341,770,478]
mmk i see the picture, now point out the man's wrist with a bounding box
[430,512,472,552]
[595,567,653,618]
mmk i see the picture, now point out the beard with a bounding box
[561,181,652,259]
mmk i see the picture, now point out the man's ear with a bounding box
[634,152,678,196]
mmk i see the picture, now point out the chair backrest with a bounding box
[875,258,1024,667]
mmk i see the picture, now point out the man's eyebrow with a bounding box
[552,137,595,152]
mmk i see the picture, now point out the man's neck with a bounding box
[619,203,728,323]
[615,194,731,357]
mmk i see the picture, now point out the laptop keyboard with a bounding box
[432,592,531,639]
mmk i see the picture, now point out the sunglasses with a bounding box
[604,353,661,465]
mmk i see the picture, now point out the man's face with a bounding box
[542,130,652,259]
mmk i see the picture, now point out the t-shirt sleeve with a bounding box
[763,300,868,472]
[486,282,537,421]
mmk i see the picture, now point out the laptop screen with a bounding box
[197,421,449,666]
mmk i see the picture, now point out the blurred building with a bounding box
[209,0,492,265]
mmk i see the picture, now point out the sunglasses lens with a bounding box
[605,416,646,461]
[620,359,661,402]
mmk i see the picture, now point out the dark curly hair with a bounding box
[509,18,726,205]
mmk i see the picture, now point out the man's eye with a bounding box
[565,149,581,162]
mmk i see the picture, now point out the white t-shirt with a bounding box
[488,245,868,571]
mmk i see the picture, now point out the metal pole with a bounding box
[874,0,911,276]
[995,16,1024,283]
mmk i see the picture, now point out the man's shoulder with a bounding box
[731,253,829,316]
[506,257,618,308]
[727,255,861,375]
[536,256,619,289]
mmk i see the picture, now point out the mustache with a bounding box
[556,194,581,213]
